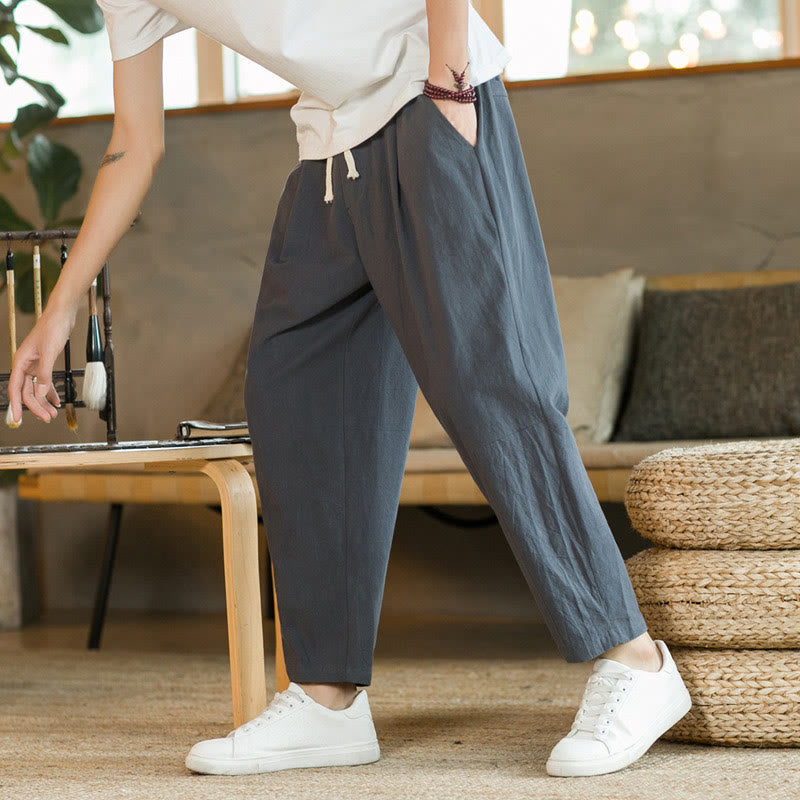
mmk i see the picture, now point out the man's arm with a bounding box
[426,0,470,89]
[8,40,166,422]
[424,0,477,147]
[46,39,166,314]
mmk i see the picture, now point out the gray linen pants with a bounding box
[244,74,648,686]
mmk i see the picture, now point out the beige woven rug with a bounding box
[1,617,798,800]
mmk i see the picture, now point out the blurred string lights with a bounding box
[568,0,783,72]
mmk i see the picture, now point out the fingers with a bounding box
[18,375,60,422]
[36,374,59,419]
[19,375,58,424]
[7,333,61,426]
[7,359,25,426]
[45,382,62,409]
[35,349,60,416]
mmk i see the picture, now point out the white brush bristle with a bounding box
[83,361,108,410]
[5,404,21,428]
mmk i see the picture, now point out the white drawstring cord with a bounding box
[324,156,334,203]
[343,148,360,179]
[323,148,360,203]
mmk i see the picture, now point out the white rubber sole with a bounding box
[186,740,380,776]
[545,683,692,777]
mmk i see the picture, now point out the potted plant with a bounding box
[1,0,104,308]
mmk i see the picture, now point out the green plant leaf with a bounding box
[13,102,58,140]
[2,128,21,159]
[14,261,35,314]
[20,25,69,45]
[7,243,65,316]
[19,75,64,110]
[0,21,20,50]
[40,250,62,298]
[0,39,15,70]
[53,215,85,228]
[0,469,25,487]
[1,62,17,85]
[27,134,82,227]
[0,194,34,231]
[36,0,105,35]
[11,244,65,314]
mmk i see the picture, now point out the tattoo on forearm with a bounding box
[101,151,126,167]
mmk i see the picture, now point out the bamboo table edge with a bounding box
[0,442,254,470]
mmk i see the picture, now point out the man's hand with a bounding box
[7,301,78,424]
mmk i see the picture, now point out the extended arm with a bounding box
[49,41,165,313]
[8,41,166,423]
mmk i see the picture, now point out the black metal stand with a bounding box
[87,503,123,649]
[0,229,117,444]
[417,505,498,527]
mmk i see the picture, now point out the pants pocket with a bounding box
[419,85,483,153]
[267,162,304,265]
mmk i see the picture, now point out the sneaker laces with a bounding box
[571,668,634,738]
[228,687,306,737]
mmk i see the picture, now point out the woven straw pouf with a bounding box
[623,437,800,747]
[626,547,800,648]
[663,648,800,746]
[624,438,800,549]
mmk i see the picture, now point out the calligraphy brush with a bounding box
[83,276,107,410]
[32,243,43,319]
[5,248,20,427]
[60,244,78,430]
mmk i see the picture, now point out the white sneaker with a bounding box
[186,681,380,775]
[546,639,692,777]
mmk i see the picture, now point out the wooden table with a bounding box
[0,438,286,726]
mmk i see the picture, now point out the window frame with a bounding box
[1,0,797,122]
[197,0,799,105]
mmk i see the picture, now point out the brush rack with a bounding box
[0,229,117,444]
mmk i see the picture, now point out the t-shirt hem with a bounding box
[108,20,191,62]
[296,49,512,162]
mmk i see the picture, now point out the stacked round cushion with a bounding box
[624,438,800,746]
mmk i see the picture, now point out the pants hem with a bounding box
[563,618,650,663]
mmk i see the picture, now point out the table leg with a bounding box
[200,459,267,726]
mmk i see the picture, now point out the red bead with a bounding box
[422,80,476,103]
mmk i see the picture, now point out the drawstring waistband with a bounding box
[324,147,360,203]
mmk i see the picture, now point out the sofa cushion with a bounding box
[409,267,645,449]
[612,281,800,440]
[551,267,644,443]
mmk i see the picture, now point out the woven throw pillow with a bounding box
[551,267,645,443]
[612,281,800,440]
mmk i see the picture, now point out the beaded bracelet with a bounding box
[423,60,477,103]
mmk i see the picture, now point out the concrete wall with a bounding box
[2,62,799,619]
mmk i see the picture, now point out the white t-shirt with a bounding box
[96,1,512,161]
